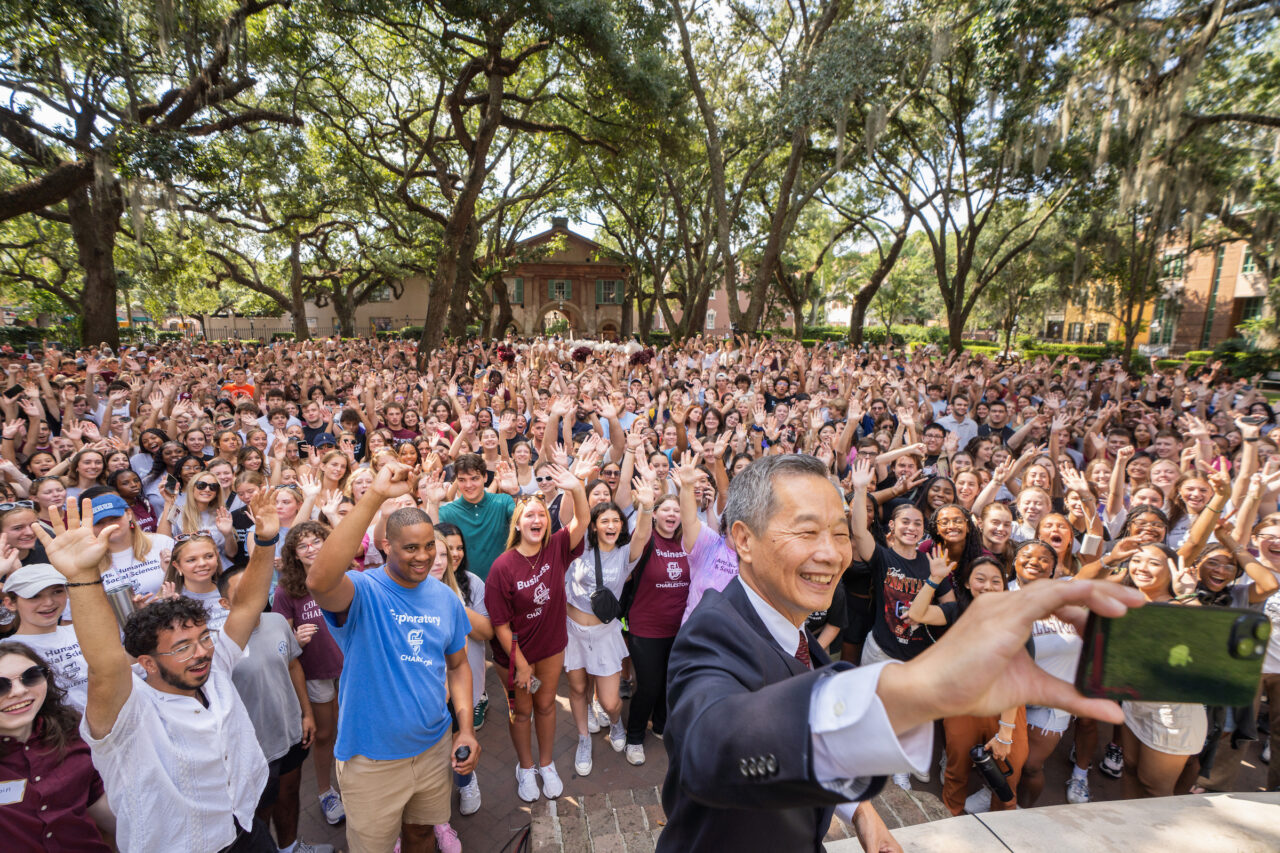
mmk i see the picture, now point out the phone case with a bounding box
[1076,603,1268,707]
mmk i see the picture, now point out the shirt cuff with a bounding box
[809,661,934,786]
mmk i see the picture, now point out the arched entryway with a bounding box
[535,301,584,336]
[599,322,618,341]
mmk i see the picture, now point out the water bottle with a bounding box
[970,745,1015,804]
[104,583,138,629]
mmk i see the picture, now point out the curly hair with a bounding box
[0,642,80,760]
[280,521,331,599]
[122,595,209,658]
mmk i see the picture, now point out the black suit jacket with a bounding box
[657,579,884,852]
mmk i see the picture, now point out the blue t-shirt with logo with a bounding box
[324,568,469,761]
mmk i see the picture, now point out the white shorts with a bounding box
[306,677,338,704]
[563,618,628,677]
[1026,705,1071,735]
[1123,701,1208,756]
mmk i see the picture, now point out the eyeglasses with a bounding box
[153,632,216,663]
[174,529,215,543]
[516,495,547,506]
[0,664,47,696]
[296,539,324,553]
[0,500,35,512]
[1257,534,1280,545]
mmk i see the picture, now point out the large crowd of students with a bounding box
[0,333,1277,852]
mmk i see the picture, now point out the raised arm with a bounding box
[222,488,280,649]
[628,477,656,562]
[849,458,877,562]
[673,452,703,552]
[35,498,132,740]
[307,461,413,616]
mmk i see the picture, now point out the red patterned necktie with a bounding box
[794,631,812,670]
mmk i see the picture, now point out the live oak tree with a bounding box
[0,0,300,346]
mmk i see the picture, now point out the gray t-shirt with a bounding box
[230,612,302,762]
[565,545,640,614]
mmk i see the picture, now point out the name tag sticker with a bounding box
[0,778,27,805]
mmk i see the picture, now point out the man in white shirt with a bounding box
[38,492,285,853]
[933,394,979,448]
[658,454,1145,852]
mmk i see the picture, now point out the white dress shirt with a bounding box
[81,634,268,853]
[736,578,933,801]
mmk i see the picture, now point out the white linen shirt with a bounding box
[80,634,268,853]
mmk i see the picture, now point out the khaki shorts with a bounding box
[336,734,453,852]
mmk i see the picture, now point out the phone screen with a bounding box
[2,384,24,400]
[166,474,180,493]
[1076,603,1269,707]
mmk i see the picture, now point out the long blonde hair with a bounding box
[504,495,552,551]
[178,473,223,536]
[434,530,462,600]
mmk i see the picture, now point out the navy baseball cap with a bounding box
[312,432,337,448]
[91,492,130,523]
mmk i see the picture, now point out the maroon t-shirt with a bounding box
[627,531,691,639]
[486,527,583,668]
[271,586,344,680]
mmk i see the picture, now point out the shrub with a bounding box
[400,325,423,341]
[157,330,182,342]
[270,332,295,342]
[0,325,46,347]
[1184,350,1213,362]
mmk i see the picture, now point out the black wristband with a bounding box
[64,579,104,588]
[254,532,280,547]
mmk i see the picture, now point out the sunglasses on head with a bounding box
[0,500,35,512]
[0,664,48,696]
[174,529,214,543]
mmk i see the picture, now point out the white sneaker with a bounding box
[587,700,604,733]
[1065,775,1091,804]
[295,842,335,853]
[574,734,593,776]
[964,788,992,814]
[516,764,539,802]
[609,720,626,753]
[458,776,481,816]
[626,743,646,766]
[1262,742,1270,764]
[318,787,345,825]
[892,773,912,791]
[538,762,564,798]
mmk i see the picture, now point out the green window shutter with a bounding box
[512,278,523,305]
[566,280,572,299]
[596,279,604,304]
[615,280,625,304]
[547,280,555,300]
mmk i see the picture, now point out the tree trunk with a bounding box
[846,288,876,347]
[286,238,311,341]
[492,277,514,338]
[66,180,123,349]
[791,300,805,340]
[331,292,356,338]
[947,307,966,355]
[448,222,480,339]
[621,274,636,338]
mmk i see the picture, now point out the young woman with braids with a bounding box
[907,551,1026,814]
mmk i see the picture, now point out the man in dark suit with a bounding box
[659,454,1145,852]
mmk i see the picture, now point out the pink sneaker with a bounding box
[434,822,462,853]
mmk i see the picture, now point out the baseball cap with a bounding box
[90,492,129,523]
[3,563,69,598]
[312,432,337,448]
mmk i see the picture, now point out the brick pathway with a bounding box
[292,658,1272,852]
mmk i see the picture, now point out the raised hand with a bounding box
[297,470,322,500]
[250,488,282,541]
[927,544,956,582]
[369,459,415,501]
[214,505,234,537]
[849,457,875,491]
[672,450,701,489]
[34,498,117,583]
[632,476,656,510]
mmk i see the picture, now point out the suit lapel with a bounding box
[723,580,810,677]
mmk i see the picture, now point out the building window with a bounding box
[371,317,391,332]
[333,319,341,334]
[1092,322,1109,342]
[1242,249,1257,274]
[1067,322,1084,342]
[596,279,623,305]
[654,310,665,331]
[369,285,394,302]
[705,309,717,330]
[1151,298,1176,346]
[1161,255,1184,280]
[1201,245,1227,349]
[509,277,523,305]
[1238,296,1265,327]
[1044,320,1064,340]
[548,279,572,301]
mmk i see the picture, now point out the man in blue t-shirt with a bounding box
[308,460,480,853]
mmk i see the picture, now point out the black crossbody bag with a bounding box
[590,546,622,623]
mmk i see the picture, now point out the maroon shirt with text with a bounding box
[486,527,582,669]
[626,531,692,639]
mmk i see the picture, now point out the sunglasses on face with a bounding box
[192,481,219,492]
[0,664,48,696]
[535,475,554,483]
[0,500,35,511]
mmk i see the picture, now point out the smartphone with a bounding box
[165,473,180,493]
[1241,415,1267,426]
[1079,533,1102,558]
[1075,603,1270,707]
[2,384,24,400]
[922,465,938,478]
